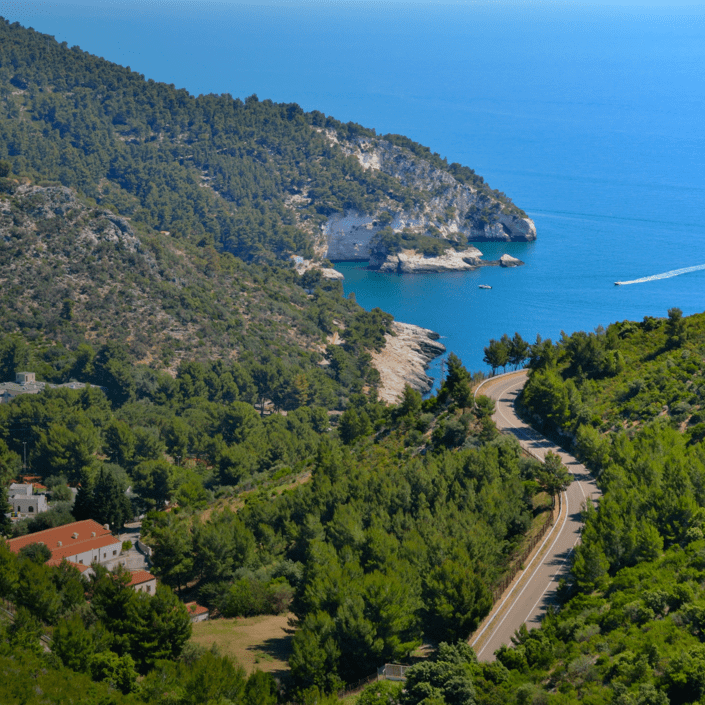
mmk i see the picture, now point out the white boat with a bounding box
[478,284,492,289]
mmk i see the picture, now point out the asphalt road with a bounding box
[470,371,601,660]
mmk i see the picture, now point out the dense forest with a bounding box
[0,18,525,266]
[0,332,557,697]
[376,309,705,705]
[13,308,705,704]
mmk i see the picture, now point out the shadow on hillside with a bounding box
[247,632,293,680]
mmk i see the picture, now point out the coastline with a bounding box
[371,321,446,404]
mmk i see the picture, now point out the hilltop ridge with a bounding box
[0,17,534,273]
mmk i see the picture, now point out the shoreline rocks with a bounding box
[371,321,446,404]
[291,256,344,280]
[364,247,525,274]
[370,246,484,273]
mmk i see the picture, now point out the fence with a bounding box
[337,672,380,698]
[491,508,555,603]
[337,664,411,698]
[136,538,153,558]
[378,664,411,681]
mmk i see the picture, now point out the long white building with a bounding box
[6,519,123,567]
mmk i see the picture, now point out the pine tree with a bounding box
[72,470,95,522]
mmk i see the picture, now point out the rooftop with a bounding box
[185,601,209,616]
[128,570,156,586]
[51,533,121,561]
[6,519,112,554]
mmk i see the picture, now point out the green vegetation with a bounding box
[0,345,555,700]
[381,134,527,219]
[0,18,522,268]
[0,320,388,535]
[388,309,699,703]
[0,542,280,705]
[0,182,383,369]
[370,226,459,258]
[483,332,530,374]
[134,355,553,694]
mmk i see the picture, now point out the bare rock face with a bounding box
[292,256,344,280]
[371,321,446,403]
[371,247,484,273]
[317,131,536,263]
[499,254,525,267]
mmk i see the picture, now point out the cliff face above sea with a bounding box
[318,131,536,262]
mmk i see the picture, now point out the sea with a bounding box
[3,0,705,385]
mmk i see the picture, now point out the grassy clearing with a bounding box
[190,613,294,679]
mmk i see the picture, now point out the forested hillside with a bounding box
[0,17,527,265]
[0,180,393,376]
[378,310,705,705]
[0,338,559,701]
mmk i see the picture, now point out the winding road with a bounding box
[470,371,601,660]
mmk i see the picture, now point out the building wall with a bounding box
[13,495,48,515]
[64,540,123,566]
[191,611,209,623]
[133,578,157,594]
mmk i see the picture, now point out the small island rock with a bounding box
[499,254,524,267]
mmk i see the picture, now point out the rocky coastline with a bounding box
[371,321,446,404]
[368,246,525,274]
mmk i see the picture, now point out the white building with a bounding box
[8,483,48,516]
[129,570,157,594]
[7,519,123,567]
[0,372,102,404]
[185,601,210,623]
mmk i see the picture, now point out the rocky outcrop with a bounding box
[371,247,483,273]
[367,246,525,274]
[370,322,446,403]
[291,256,344,280]
[315,130,536,262]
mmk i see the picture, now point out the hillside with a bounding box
[520,309,705,442]
[0,181,350,367]
[410,310,705,704]
[0,17,534,270]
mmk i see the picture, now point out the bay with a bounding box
[3,1,705,383]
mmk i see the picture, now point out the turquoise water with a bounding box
[4,1,705,379]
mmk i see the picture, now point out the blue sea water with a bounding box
[3,1,705,381]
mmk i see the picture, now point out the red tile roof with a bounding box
[6,519,112,554]
[128,570,156,586]
[185,601,209,616]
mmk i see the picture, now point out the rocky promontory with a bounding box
[370,246,483,273]
[370,321,446,403]
[315,130,536,263]
[368,246,525,274]
[291,256,344,280]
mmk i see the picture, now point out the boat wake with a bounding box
[615,263,705,286]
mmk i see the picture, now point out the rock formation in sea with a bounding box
[499,254,524,267]
[367,246,525,274]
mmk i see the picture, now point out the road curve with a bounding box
[470,371,601,660]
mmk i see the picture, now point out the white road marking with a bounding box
[470,373,602,659]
